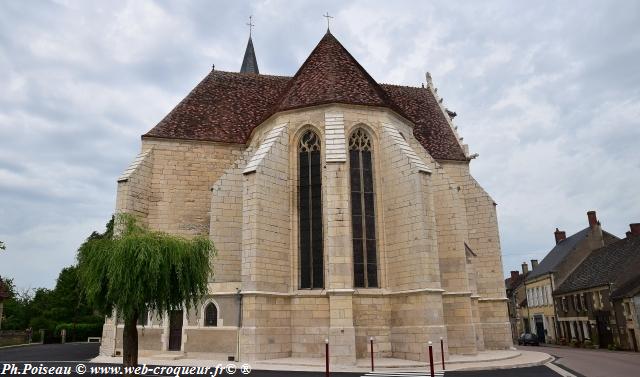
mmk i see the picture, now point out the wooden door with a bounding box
[168,310,183,351]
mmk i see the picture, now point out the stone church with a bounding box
[100,30,512,363]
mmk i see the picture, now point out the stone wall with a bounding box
[140,138,244,236]
[389,291,446,361]
[240,294,291,361]
[241,124,291,293]
[210,150,251,283]
[291,296,329,357]
[353,295,391,358]
[379,123,439,291]
[107,102,512,360]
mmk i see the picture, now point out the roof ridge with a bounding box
[265,32,402,117]
[380,83,424,90]
[213,70,291,79]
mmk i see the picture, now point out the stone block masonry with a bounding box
[104,103,513,361]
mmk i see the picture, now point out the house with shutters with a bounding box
[554,224,640,351]
[99,29,512,364]
[520,211,618,343]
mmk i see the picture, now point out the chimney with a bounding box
[510,271,520,280]
[521,262,529,275]
[531,259,539,269]
[587,210,598,228]
[629,223,640,237]
[554,228,567,244]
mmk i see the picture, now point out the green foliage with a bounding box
[76,214,215,322]
[0,240,5,250]
[54,323,103,342]
[0,268,102,334]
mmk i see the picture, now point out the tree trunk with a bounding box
[122,312,138,371]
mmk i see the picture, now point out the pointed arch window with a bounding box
[349,129,378,288]
[299,130,324,289]
[204,302,218,327]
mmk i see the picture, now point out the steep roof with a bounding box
[381,84,467,161]
[526,227,591,281]
[145,71,289,143]
[240,36,259,74]
[274,32,391,112]
[143,32,468,161]
[556,236,640,295]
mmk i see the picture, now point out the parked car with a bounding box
[518,333,540,346]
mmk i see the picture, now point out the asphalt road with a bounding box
[0,343,563,377]
[519,345,640,377]
[0,343,100,361]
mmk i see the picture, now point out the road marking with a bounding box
[546,361,576,377]
[361,372,445,377]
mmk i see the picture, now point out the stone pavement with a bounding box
[91,349,552,373]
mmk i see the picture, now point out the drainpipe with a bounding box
[523,279,530,333]
[236,288,243,362]
[549,273,557,341]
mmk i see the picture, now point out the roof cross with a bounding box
[246,15,255,37]
[323,12,334,31]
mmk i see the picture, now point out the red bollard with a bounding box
[440,337,445,370]
[325,338,330,377]
[370,337,375,372]
[428,341,434,377]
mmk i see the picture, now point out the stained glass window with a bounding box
[299,130,324,289]
[349,129,378,288]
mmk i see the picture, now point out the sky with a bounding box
[1,0,639,290]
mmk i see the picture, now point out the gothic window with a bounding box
[349,129,378,288]
[298,130,323,289]
[204,302,217,327]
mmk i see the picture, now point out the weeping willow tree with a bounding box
[76,214,214,368]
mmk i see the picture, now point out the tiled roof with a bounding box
[274,32,390,112]
[526,227,591,281]
[144,32,468,161]
[145,71,289,143]
[555,236,640,295]
[381,84,467,161]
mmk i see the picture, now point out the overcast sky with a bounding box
[1,0,639,290]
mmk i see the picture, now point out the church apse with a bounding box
[102,28,512,362]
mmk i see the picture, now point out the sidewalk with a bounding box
[91,349,552,373]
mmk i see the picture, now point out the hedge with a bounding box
[54,323,103,342]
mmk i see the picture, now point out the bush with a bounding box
[54,323,103,342]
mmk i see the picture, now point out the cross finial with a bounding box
[323,12,334,31]
[246,15,255,37]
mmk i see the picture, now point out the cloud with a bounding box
[0,0,639,289]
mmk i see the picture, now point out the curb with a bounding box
[446,354,553,372]
[0,343,40,350]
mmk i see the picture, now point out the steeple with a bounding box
[240,16,259,74]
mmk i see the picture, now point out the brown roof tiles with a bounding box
[143,32,467,161]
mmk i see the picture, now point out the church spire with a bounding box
[240,16,259,74]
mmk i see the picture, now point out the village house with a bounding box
[505,263,529,341]
[554,224,640,351]
[520,211,618,343]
